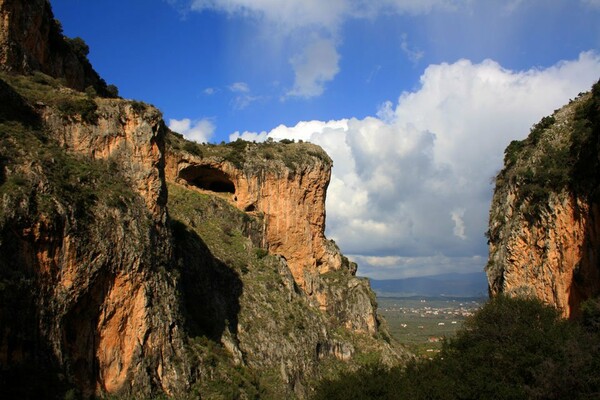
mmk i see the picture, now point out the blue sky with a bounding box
[52,0,600,279]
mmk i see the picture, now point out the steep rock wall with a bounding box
[166,152,339,283]
[0,1,403,397]
[0,75,191,397]
[165,139,378,334]
[488,191,600,317]
[0,0,108,92]
[43,99,168,223]
[487,83,600,318]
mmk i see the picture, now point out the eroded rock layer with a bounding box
[0,0,109,93]
[165,137,378,334]
[0,1,404,398]
[487,81,600,317]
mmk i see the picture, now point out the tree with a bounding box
[66,37,89,59]
[312,295,600,400]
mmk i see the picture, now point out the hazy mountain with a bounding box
[370,272,488,298]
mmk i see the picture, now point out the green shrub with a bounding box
[581,296,600,333]
[57,97,98,124]
[65,37,89,59]
[312,296,600,400]
[129,100,147,114]
[183,141,202,157]
[254,248,269,259]
[105,84,119,98]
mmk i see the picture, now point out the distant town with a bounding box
[378,297,485,357]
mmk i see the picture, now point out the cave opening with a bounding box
[179,166,236,194]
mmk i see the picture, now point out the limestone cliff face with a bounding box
[487,82,600,317]
[0,73,190,397]
[166,142,339,281]
[165,137,378,334]
[0,0,109,93]
[0,1,404,397]
[488,190,600,317]
[43,98,168,223]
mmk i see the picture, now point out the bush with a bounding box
[183,141,202,157]
[311,296,600,400]
[65,37,90,59]
[312,363,403,400]
[581,296,600,333]
[105,84,119,98]
[57,97,98,124]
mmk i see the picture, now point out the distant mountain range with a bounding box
[370,272,489,298]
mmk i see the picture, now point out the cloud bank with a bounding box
[231,52,600,279]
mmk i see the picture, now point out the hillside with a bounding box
[486,79,600,317]
[0,1,406,398]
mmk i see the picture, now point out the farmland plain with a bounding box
[378,297,486,357]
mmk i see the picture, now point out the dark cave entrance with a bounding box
[179,165,236,194]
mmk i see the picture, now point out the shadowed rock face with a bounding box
[0,79,190,397]
[0,0,108,93]
[179,165,236,194]
[487,82,600,318]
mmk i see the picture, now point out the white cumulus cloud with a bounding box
[286,38,341,98]
[229,52,600,278]
[169,118,216,143]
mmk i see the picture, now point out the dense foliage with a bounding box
[312,296,600,400]
[498,79,600,220]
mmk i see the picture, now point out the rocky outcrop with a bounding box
[488,191,600,317]
[165,141,339,283]
[0,1,405,398]
[44,98,168,223]
[0,72,191,397]
[487,82,600,317]
[167,184,404,398]
[165,137,379,333]
[0,0,109,93]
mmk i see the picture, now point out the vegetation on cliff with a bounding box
[167,182,406,398]
[0,73,171,398]
[486,79,600,316]
[0,0,117,96]
[0,3,405,396]
[168,130,332,172]
[492,79,600,224]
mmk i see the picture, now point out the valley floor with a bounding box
[377,296,485,357]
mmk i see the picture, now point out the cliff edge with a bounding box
[487,79,600,317]
[0,1,405,398]
[165,135,379,334]
[0,0,111,94]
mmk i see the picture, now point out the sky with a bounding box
[52,0,600,279]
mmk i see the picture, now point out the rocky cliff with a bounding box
[0,1,405,398]
[0,0,111,94]
[0,69,189,399]
[487,80,600,317]
[165,136,378,334]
